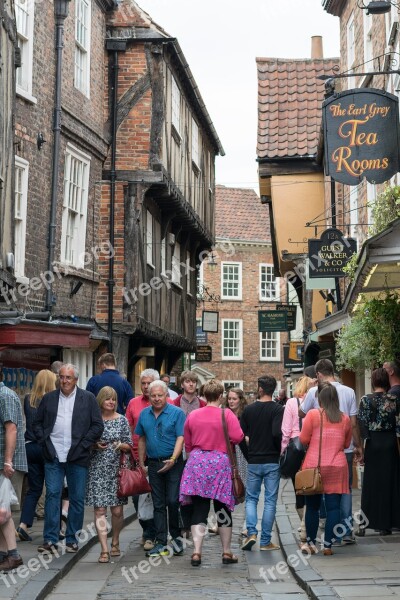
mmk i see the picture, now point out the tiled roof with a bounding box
[216,186,271,243]
[257,57,339,160]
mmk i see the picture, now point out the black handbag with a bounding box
[279,437,306,479]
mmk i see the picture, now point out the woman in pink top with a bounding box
[281,376,312,537]
[179,379,244,567]
[299,383,352,556]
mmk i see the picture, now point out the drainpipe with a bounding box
[46,0,71,312]
[105,39,126,351]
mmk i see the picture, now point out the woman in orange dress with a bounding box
[299,383,352,555]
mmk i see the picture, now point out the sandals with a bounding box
[300,543,316,555]
[110,543,121,557]
[98,551,110,563]
[191,552,201,567]
[222,552,238,564]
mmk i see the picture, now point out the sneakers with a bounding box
[241,534,257,551]
[331,539,343,547]
[342,535,356,545]
[38,542,59,554]
[65,542,79,553]
[143,539,155,551]
[260,542,280,551]
[146,543,170,557]
[0,556,23,572]
[171,538,184,556]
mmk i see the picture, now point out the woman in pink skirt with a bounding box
[179,379,244,567]
[299,382,352,555]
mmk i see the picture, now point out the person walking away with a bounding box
[86,386,133,562]
[86,353,133,415]
[299,359,363,545]
[277,388,288,407]
[281,375,313,542]
[136,380,186,557]
[299,382,352,555]
[125,368,159,551]
[33,363,104,554]
[356,368,400,536]
[0,366,28,571]
[383,360,400,398]
[17,369,57,541]
[179,379,244,566]
[240,375,284,552]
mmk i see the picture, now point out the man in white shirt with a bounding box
[299,359,362,546]
[33,363,103,554]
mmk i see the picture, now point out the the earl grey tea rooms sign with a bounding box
[323,88,400,185]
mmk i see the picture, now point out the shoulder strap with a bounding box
[221,409,237,468]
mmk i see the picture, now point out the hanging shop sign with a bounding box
[283,343,304,369]
[308,228,357,278]
[276,304,297,331]
[195,345,212,362]
[323,88,400,185]
[202,310,219,333]
[258,310,289,332]
[196,325,207,344]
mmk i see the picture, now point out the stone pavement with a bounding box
[277,478,400,600]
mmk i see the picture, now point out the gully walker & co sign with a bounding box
[323,88,400,185]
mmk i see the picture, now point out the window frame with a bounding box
[15,0,36,102]
[146,210,154,268]
[171,75,181,136]
[259,263,280,302]
[347,12,356,89]
[74,0,91,98]
[259,331,281,362]
[14,156,29,279]
[60,144,91,268]
[221,261,242,300]
[192,118,200,167]
[221,319,243,361]
[223,380,244,392]
[172,241,182,287]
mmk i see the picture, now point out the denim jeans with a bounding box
[44,459,87,545]
[132,495,156,540]
[337,452,353,538]
[147,457,184,546]
[305,493,341,548]
[245,463,280,546]
[20,442,45,527]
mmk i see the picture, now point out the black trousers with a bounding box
[148,457,184,545]
[191,496,232,527]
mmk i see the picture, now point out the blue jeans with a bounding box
[44,459,87,545]
[20,442,45,528]
[338,452,353,538]
[245,463,280,546]
[147,457,184,546]
[305,493,341,548]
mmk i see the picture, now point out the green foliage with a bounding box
[335,292,400,372]
[368,185,400,237]
[342,252,358,282]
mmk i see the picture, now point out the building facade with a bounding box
[193,186,288,398]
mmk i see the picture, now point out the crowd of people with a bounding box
[0,354,399,573]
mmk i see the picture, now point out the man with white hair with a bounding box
[125,368,160,550]
[33,363,103,554]
[136,380,185,557]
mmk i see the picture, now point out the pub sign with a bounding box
[323,88,400,185]
[308,228,357,278]
[258,310,289,332]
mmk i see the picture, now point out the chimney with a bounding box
[311,36,323,60]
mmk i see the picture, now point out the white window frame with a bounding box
[63,349,93,388]
[223,381,244,392]
[386,3,399,46]
[222,319,243,360]
[172,241,181,286]
[146,210,154,267]
[221,262,242,300]
[61,144,90,268]
[259,264,280,301]
[15,0,36,102]
[192,118,199,167]
[363,11,373,73]
[186,251,192,294]
[74,0,91,97]
[171,76,181,134]
[260,331,281,362]
[349,186,359,238]
[347,13,355,89]
[14,156,29,278]
[161,237,166,275]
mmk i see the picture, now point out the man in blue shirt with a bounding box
[86,353,133,414]
[136,380,185,557]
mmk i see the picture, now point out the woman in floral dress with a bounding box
[86,386,132,563]
[356,368,400,536]
[179,379,244,567]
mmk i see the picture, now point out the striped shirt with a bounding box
[0,382,28,472]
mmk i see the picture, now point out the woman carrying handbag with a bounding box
[298,383,352,555]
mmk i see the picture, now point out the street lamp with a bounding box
[54,0,71,20]
[357,0,392,14]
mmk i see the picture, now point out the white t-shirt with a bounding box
[301,381,357,453]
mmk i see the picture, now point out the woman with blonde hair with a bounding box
[85,386,132,563]
[17,369,57,541]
